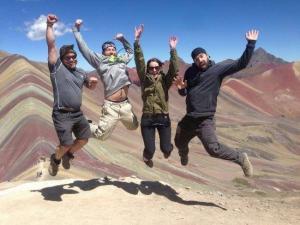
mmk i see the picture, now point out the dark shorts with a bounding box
[52,110,91,146]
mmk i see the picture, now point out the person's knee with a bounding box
[59,144,72,149]
[126,117,139,130]
[126,121,139,130]
[78,139,88,146]
[59,138,74,148]
[206,143,221,157]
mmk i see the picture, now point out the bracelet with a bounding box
[47,22,54,27]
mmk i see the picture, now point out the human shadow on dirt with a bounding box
[31,178,226,210]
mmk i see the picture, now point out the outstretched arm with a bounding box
[46,14,58,65]
[72,19,101,69]
[220,29,259,78]
[133,24,146,80]
[115,33,133,63]
[166,36,179,88]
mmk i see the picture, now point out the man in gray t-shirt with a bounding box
[46,14,98,176]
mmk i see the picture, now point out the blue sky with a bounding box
[0,0,299,70]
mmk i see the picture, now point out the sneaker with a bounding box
[143,157,153,168]
[62,152,74,170]
[180,155,189,166]
[48,154,61,176]
[240,153,253,177]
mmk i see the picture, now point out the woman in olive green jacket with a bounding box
[134,24,179,167]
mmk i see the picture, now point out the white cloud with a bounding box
[25,15,71,41]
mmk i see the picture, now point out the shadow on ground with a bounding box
[31,178,226,210]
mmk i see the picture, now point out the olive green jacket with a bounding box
[134,40,178,114]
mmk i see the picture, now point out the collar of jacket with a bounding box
[145,72,164,80]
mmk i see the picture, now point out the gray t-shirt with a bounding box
[49,58,88,111]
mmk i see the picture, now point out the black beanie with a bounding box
[191,47,207,60]
[59,44,77,59]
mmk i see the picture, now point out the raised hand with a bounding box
[169,36,178,49]
[47,14,58,26]
[246,29,259,41]
[75,19,83,30]
[135,24,144,41]
[46,14,58,64]
[173,75,187,89]
[114,33,124,42]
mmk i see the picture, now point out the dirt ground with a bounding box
[0,177,299,225]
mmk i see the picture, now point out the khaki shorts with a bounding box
[90,99,139,140]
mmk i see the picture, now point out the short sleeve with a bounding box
[48,58,61,74]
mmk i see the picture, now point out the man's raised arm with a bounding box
[46,14,58,65]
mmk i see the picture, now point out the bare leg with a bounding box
[68,139,88,154]
[60,139,88,170]
[55,145,72,160]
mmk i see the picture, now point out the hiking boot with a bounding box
[240,153,253,177]
[48,154,61,176]
[62,152,74,169]
[180,155,189,166]
[143,157,153,168]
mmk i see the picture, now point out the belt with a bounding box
[142,113,169,119]
[104,98,128,104]
[57,108,80,113]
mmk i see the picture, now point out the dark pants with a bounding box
[174,115,242,165]
[141,114,173,160]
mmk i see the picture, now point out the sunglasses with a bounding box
[148,66,160,71]
[63,55,77,61]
